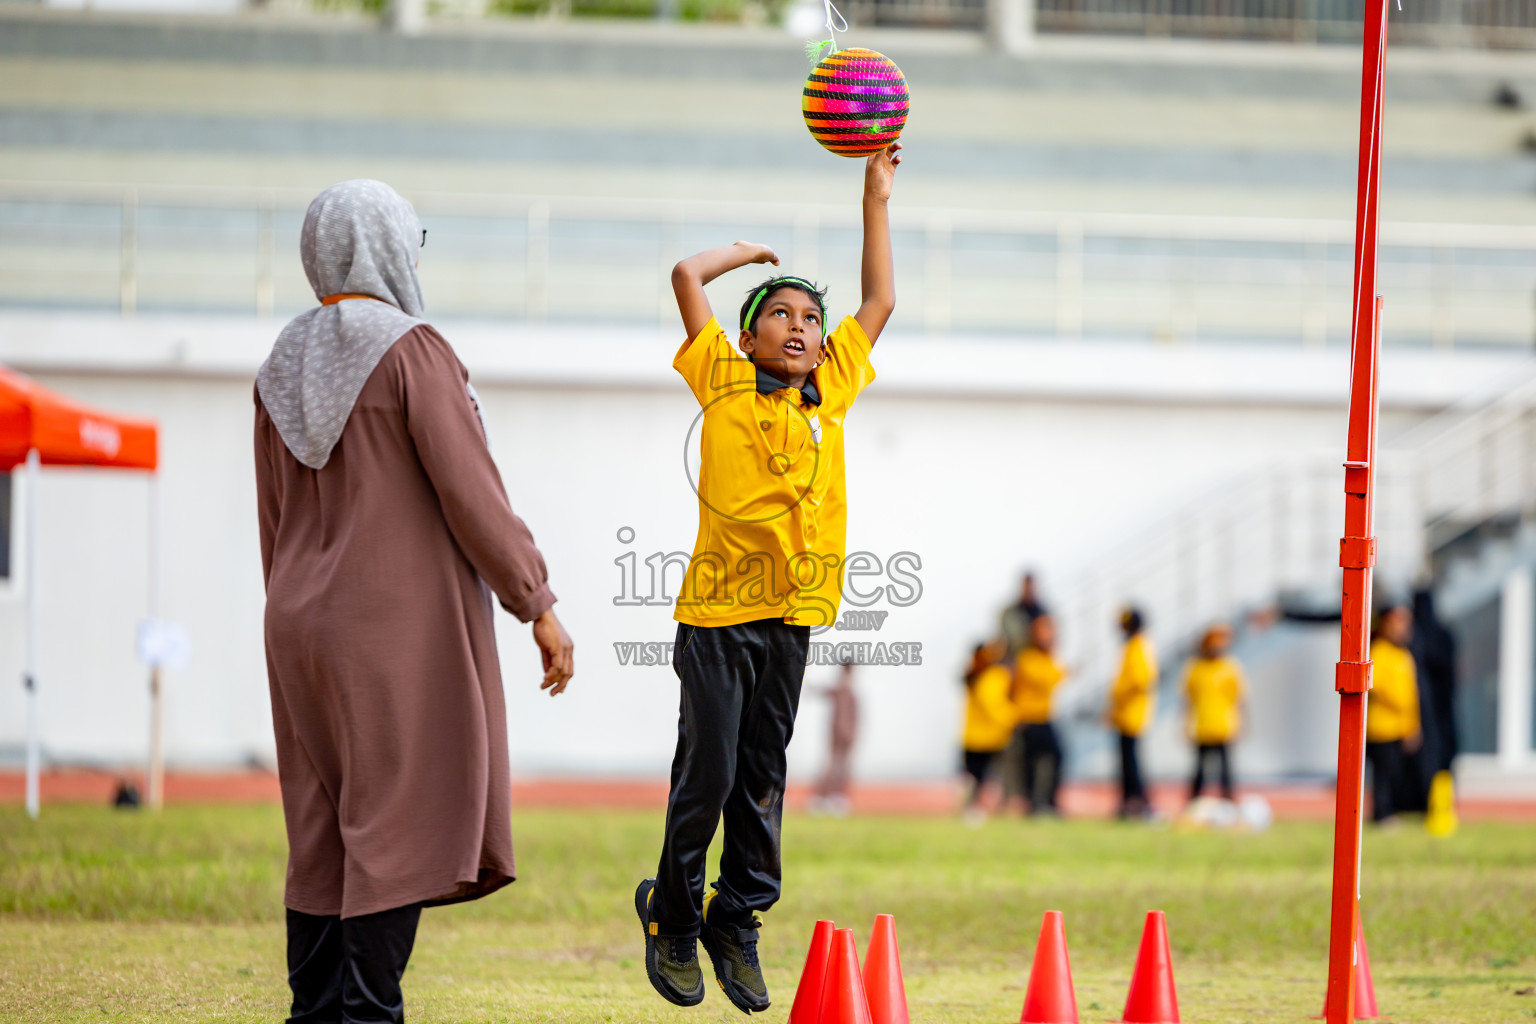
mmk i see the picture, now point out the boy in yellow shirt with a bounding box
[961,638,1015,822]
[1106,607,1158,819]
[634,142,902,1014]
[1367,603,1421,823]
[1184,623,1245,802]
[1013,614,1069,815]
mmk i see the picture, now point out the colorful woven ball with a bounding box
[802,48,909,158]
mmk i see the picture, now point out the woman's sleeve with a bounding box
[253,389,280,588]
[396,326,557,622]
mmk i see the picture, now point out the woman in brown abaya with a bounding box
[254,179,574,1024]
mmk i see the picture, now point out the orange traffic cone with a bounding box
[1119,911,1180,1023]
[789,920,837,1024]
[1314,917,1380,1020]
[1353,919,1379,1020]
[864,914,910,1024]
[818,927,875,1024]
[1019,910,1079,1024]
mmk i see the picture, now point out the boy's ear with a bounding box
[738,330,756,355]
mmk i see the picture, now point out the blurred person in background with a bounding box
[1106,606,1157,820]
[1410,587,1458,794]
[998,571,1048,809]
[255,180,574,1024]
[1367,602,1421,824]
[1000,571,1048,658]
[1184,624,1244,803]
[960,638,1015,825]
[1013,614,1068,816]
[810,659,859,816]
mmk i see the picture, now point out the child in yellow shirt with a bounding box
[1106,607,1157,819]
[1013,614,1068,815]
[635,143,902,1014]
[961,639,1014,820]
[1367,603,1421,823]
[1184,623,1245,802]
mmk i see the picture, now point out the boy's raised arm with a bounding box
[672,241,780,341]
[854,142,902,344]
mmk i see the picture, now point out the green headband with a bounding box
[742,278,826,337]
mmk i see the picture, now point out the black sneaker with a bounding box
[635,878,705,1007]
[700,890,770,1014]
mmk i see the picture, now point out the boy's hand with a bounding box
[732,241,780,267]
[864,142,902,204]
[854,142,900,341]
[673,241,779,340]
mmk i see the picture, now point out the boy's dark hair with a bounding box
[739,276,828,336]
[1120,607,1144,636]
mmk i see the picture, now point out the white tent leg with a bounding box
[147,475,163,811]
[23,448,39,820]
[148,667,163,810]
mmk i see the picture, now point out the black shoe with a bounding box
[635,878,705,1007]
[700,891,770,1015]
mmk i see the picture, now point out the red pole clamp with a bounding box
[1339,536,1377,569]
[1343,463,1370,496]
[1335,660,1373,694]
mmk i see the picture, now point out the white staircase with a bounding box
[1053,358,1536,725]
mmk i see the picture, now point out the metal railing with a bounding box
[4,180,1536,350]
[844,0,1536,46]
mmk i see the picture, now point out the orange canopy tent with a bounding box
[0,368,158,473]
[1,367,158,819]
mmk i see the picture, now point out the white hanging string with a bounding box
[822,0,848,55]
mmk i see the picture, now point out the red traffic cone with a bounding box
[864,914,910,1024]
[1313,917,1380,1020]
[1019,910,1079,1024]
[789,920,837,1024]
[819,927,875,1024]
[1354,918,1380,1020]
[1119,911,1180,1023]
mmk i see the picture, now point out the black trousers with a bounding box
[1366,739,1404,822]
[961,749,996,788]
[286,903,422,1024]
[1117,732,1147,814]
[1018,722,1062,813]
[654,618,809,938]
[1190,743,1234,801]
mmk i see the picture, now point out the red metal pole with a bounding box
[1326,0,1389,1021]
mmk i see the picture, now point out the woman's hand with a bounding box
[532,608,574,695]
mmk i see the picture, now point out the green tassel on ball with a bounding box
[805,39,836,65]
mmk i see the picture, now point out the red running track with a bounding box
[3,770,1534,821]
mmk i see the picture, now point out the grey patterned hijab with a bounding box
[257,180,427,469]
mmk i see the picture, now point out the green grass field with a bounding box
[2,804,1533,1023]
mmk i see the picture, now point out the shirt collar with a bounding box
[752,363,821,407]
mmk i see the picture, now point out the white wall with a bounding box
[0,313,1525,782]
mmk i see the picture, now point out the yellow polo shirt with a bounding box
[1110,634,1158,736]
[1367,638,1420,743]
[1012,647,1067,725]
[963,664,1016,753]
[1185,656,1245,745]
[673,315,874,628]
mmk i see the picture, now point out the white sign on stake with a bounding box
[137,619,191,671]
